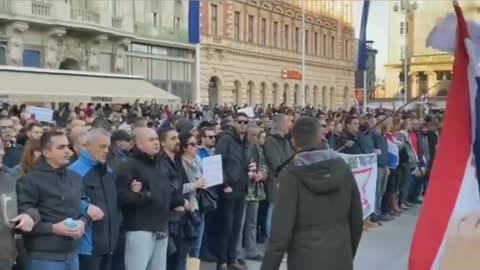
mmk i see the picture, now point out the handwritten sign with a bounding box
[27,106,54,123]
[238,107,255,118]
[340,153,378,220]
[202,155,223,188]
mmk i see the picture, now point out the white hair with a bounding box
[85,128,111,144]
[272,113,287,130]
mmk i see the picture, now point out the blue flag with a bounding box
[357,0,370,71]
[188,0,200,44]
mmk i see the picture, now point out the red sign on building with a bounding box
[281,69,302,80]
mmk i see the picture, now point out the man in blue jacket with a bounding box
[69,128,121,270]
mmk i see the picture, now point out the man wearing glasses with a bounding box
[0,117,24,168]
[318,119,330,148]
[215,113,255,270]
[198,122,217,160]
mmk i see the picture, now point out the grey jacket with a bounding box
[261,149,362,270]
[0,167,39,270]
[263,130,293,203]
[181,156,203,211]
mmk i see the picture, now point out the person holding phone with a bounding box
[17,131,88,270]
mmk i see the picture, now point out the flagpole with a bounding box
[194,0,201,104]
[301,3,306,106]
[195,43,201,104]
[363,70,367,109]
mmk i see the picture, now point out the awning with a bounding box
[0,66,181,104]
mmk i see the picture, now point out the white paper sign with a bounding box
[202,154,223,187]
[238,107,255,118]
[27,106,54,123]
[340,153,378,220]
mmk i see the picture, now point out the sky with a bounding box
[354,0,388,80]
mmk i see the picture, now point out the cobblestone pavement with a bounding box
[200,206,420,270]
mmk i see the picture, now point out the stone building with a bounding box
[199,0,356,109]
[0,0,195,101]
[382,0,480,101]
[355,40,377,105]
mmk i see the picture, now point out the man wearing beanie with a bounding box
[107,130,133,174]
[175,119,198,137]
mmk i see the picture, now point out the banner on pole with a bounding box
[340,153,378,220]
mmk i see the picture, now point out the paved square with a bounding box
[200,207,420,270]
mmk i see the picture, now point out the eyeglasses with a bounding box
[186,143,197,148]
[237,120,249,125]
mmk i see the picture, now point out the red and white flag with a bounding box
[409,2,480,270]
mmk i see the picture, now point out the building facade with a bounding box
[199,0,355,109]
[382,0,475,101]
[0,0,195,101]
[355,40,377,104]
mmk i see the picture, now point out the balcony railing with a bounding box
[70,8,100,24]
[135,22,188,43]
[112,16,122,28]
[32,1,51,17]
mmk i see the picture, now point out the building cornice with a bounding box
[238,0,353,30]
[201,43,354,72]
[0,14,196,50]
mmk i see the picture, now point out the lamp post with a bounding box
[393,0,417,105]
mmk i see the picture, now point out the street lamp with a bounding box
[393,0,417,105]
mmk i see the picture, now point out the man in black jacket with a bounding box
[336,115,363,154]
[0,117,24,168]
[157,126,190,270]
[17,131,88,270]
[0,136,40,270]
[263,114,292,240]
[370,115,393,223]
[69,128,121,270]
[116,128,184,270]
[215,112,254,270]
[261,117,363,270]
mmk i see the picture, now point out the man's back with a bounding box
[261,149,363,270]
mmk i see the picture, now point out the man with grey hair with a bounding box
[263,114,293,239]
[69,128,121,270]
[69,126,91,163]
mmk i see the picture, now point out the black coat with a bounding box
[261,149,363,270]
[0,168,39,270]
[263,131,293,203]
[16,159,88,261]
[69,150,121,256]
[215,129,253,197]
[336,131,363,154]
[116,151,183,233]
[4,145,23,168]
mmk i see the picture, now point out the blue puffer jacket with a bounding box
[69,150,121,256]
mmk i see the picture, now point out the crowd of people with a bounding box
[0,101,442,270]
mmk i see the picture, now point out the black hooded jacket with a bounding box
[16,159,87,261]
[261,149,363,270]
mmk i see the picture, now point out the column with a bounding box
[286,87,294,107]
[44,27,66,69]
[410,71,418,98]
[427,71,436,94]
[6,22,29,66]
